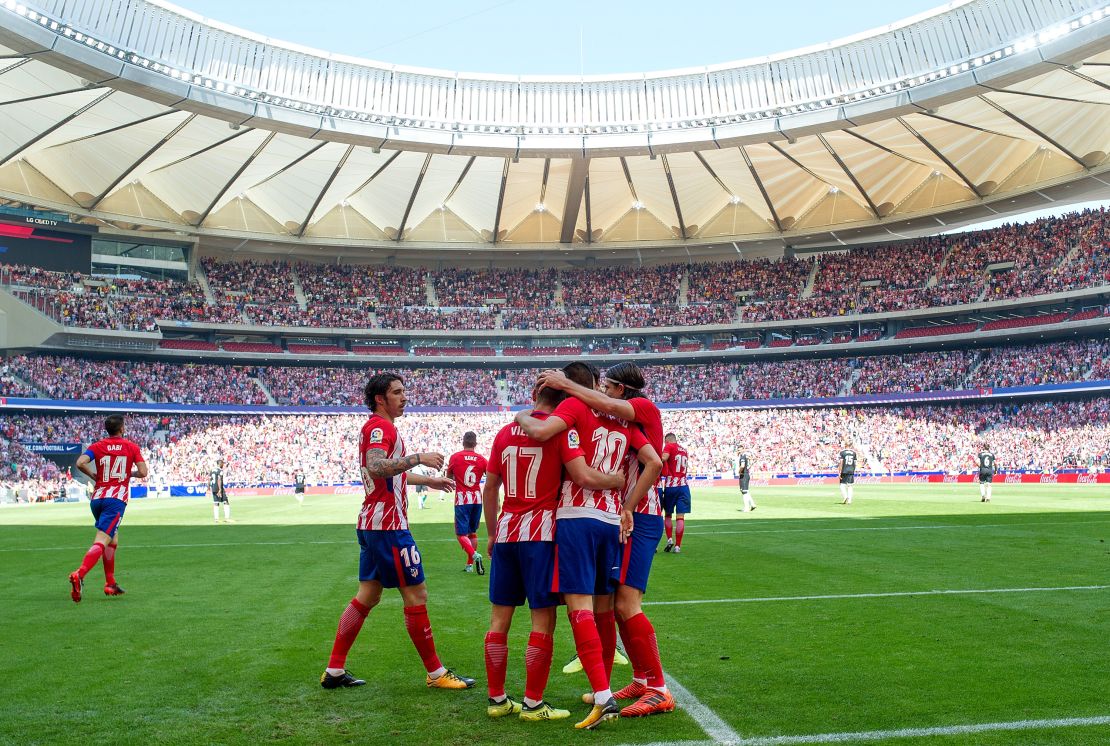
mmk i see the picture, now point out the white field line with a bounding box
[0,535,476,553]
[645,585,1110,607]
[665,672,742,744]
[623,714,1110,745]
[683,518,1110,536]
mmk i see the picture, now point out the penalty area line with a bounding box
[645,584,1110,607]
[621,714,1110,746]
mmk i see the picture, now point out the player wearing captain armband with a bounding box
[320,373,474,693]
[481,380,624,722]
[69,415,147,602]
[447,432,487,575]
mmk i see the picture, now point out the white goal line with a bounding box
[645,584,1110,607]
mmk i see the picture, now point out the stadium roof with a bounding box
[0,0,1108,259]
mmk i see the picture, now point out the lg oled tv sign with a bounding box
[0,220,93,273]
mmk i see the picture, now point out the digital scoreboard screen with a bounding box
[0,220,92,273]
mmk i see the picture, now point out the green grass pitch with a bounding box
[1,483,1108,745]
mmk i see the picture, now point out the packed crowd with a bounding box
[812,237,947,294]
[3,394,1107,498]
[687,257,813,302]
[375,306,499,330]
[559,265,681,306]
[433,268,556,308]
[298,263,427,307]
[201,258,296,304]
[7,336,1108,408]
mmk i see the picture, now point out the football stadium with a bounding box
[0,0,1108,742]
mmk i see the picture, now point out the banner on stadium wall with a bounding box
[712,473,1110,486]
[19,442,82,455]
[131,484,365,498]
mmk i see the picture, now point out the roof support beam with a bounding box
[195,131,276,226]
[559,157,589,244]
[394,152,433,241]
[816,134,880,217]
[0,89,112,167]
[976,94,1087,168]
[490,158,510,243]
[896,117,981,195]
[659,154,687,239]
[91,113,197,209]
[299,144,356,237]
[739,146,783,232]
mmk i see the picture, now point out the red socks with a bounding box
[623,613,665,689]
[76,542,105,579]
[524,632,554,702]
[328,598,371,669]
[676,518,685,547]
[664,516,673,540]
[456,534,476,562]
[103,544,117,585]
[617,614,648,682]
[569,609,609,694]
[484,631,508,698]
[595,609,617,680]
[403,604,443,673]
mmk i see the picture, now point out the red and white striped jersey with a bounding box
[663,442,689,487]
[487,412,584,542]
[628,397,664,516]
[84,437,144,502]
[357,415,408,531]
[448,450,487,506]
[551,397,648,525]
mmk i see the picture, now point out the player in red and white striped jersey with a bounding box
[534,362,676,718]
[515,362,662,729]
[481,382,625,721]
[661,435,691,552]
[447,433,488,574]
[322,372,475,693]
[68,415,147,602]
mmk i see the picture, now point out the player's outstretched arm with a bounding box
[513,410,568,442]
[363,450,439,479]
[408,471,455,491]
[537,370,636,421]
[75,453,96,481]
[481,473,502,556]
[564,457,624,491]
[622,444,662,512]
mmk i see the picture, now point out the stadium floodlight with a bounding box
[632,201,645,210]
[535,203,546,212]
[729,195,742,205]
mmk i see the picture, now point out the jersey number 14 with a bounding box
[98,455,128,482]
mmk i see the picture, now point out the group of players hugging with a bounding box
[322,361,679,730]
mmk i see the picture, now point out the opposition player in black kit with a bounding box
[977,447,996,502]
[294,470,306,505]
[735,450,756,512]
[838,445,856,505]
[210,459,231,523]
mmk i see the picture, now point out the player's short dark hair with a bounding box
[604,362,646,400]
[462,431,477,448]
[364,372,403,411]
[104,415,124,436]
[665,432,676,441]
[562,362,598,389]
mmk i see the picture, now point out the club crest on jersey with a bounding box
[410,567,419,578]
[369,427,384,443]
[567,429,580,448]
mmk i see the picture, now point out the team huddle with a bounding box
[63,363,1002,732]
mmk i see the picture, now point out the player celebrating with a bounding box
[736,449,757,512]
[527,362,673,720]
[977,445,996,502]
[447,431,487,575]
[482,381,624,721]
[661,433,690,554]
[210,459,231,523]
[838,443,857,505]
[320,373,473,692]
[68,415,147,602]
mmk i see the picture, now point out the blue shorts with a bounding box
[553,518,619,596]
[662,486,691,515]
[357,529,425,588]
[618,513,663,593]
[489,541,559,609]
[90,498,126,538]
[454,504,481,536]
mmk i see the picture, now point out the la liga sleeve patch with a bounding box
[369,427,385,443]
[567,428,580,449]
